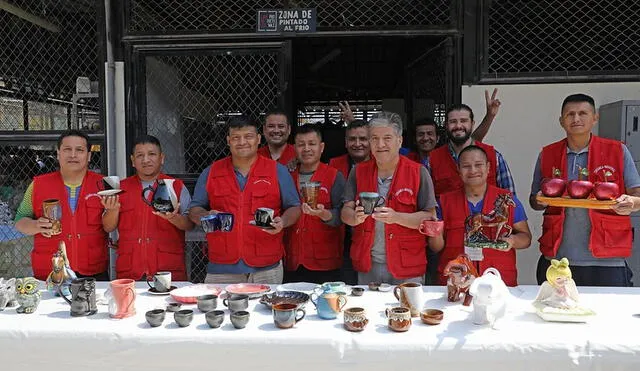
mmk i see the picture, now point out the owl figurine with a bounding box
[16,277,41,314]
[0,277,17,310]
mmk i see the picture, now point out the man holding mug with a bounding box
[15,130,111,280]
[284,124,345,284]
[189,116,301,284]
[103,135,194,281]
[341,112,437,285]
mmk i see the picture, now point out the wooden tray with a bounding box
[536,195,616,210]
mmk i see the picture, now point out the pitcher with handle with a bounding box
[141,179,178,213]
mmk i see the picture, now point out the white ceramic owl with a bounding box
[16,277,41,314]
[0,277,17,310]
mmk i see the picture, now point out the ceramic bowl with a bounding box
[174,309,194,327]
[166,302,182,312]
[378,283,393,292]
[260,291,309,309]
[205,310,225,328]
[145,309,166,328]
[351,287,365,296]
[420,309,444,325]
[368,282,381,291]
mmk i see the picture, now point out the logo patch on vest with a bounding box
[320,186,329,194]
[394,188,414,197]
[253,179,272,186]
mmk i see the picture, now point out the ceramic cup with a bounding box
[59,277,97,317]
[145,309,166,328]
[146,271,171,292]
[107,278,136,319]
[223,294,249,313]
[174,309,194,327]
[255,207,275,227]
[197,294,218,313]
[420,309,444,325]
[300,181,321,209]
[205,310,225,328]
[359,192,385,215]
[351,287,365,296]
[166,302,182,312]
[230,310,250,329]
[418,219,444,237]
[393,282,424,317]
[273,303,306,329]
[344,307,369,332]
[98,176,120,191]
[42,199,62,235]
[201,213,235,233]
[385,307,412,332]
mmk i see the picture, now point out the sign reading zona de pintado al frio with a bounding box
[256,8,317,33]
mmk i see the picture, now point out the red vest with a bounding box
[539,135,631,258]
[205,156,284,266]
[285,163,343,271]
[352,157,427,279]
[258,143,296,166]
[430,142,497,196]
[438,185,518,286]
[32,171,107,280]
[405,151,420,163]
[116,174,186,280]
[328,154,351,179]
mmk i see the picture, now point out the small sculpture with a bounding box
[464,193,515,250]
[468,268,509,327]
[0,277,17,310]
[443,254,479,306]
[16,277,41,314]
[534,258,580,309]
[46,241,77,296]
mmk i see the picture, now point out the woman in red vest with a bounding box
[104,135,194,281]
[429,145,531,287]
[15,130,110,280]
[284,125,345,284]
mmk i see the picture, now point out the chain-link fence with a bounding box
[128,0,454,33]
[487,0,640,76]
[0,1,102,278]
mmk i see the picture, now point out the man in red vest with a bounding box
[189,115,301,284]
[284,124,345,283]
[341,112,437,285]
[428,145,531,287]
[329,119,371,179]
[14,130,111,280]
[103,135,194,281]
[257,109,297,170]
[530,94,640,287]
[430,103,516,197]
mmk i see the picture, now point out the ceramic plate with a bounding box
[147,286,177,296]
[248,220,276,230]
[533,303,595,323]
[276,282,318,293]
[225,283,271,298]
[260,291,309,309]
[97,189,123,196]
[170,284,222,304]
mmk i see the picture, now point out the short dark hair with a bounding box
[264,108,289,126]
[414,117,437,130]
[346,119,368,131]
[458,144,488,164]
[57,129,90,151]
[227,115,258,134]
[295,124,323,141]
[446,104,474,122]
[132,135,162,154]
[561,93,596,113]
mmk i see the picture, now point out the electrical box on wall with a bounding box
[599,100,640,286]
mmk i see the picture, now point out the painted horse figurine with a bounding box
[465,193,515,242]
[443,254,479,306]
[46,241,77,296]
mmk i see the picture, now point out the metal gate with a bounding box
[127,41,291,281]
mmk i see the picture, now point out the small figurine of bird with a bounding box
[16,277,41,314]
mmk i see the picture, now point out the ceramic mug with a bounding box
[300,181,321,209]
[393,282,423,317]
[344,307,369,332]
[255,207,274,227]
[310,292,347,319]
[201,213,234,233]
[418,219,444,237]
[223,294,249,313]
[385,306,412,332]
[358,192,385,215]
[146,271,171,292]
[59,277,97,317]
[97,176,120,191]
[273,303,306,329]
[107,278,136,319]
[42,199,62,235]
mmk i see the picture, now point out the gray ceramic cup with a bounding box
[174,309,194,327]
[205,310,225,328]
[145,309,166,328]
[166,302,182,312]
[230,310,250,329]
[223,294,249,313]
[197,294,218,313]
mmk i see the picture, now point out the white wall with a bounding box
[462,82,640,284]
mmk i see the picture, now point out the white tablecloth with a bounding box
[1,283,640,371]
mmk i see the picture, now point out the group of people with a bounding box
[14,92,640,288]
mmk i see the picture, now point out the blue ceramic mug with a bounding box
[201,213,234,233]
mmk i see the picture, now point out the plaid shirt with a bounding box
[444,142,517,196]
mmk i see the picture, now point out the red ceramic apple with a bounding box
[594,170,620,200]
[567,167,593,199]
[541,167,567,197]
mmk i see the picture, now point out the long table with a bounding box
[1,283,640,371]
